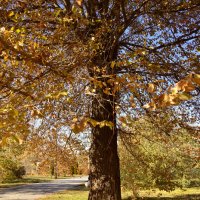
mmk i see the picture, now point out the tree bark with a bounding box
[88,90,121,200]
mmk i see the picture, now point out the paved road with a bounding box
[0,177,88,200]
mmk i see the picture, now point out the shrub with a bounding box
[0,155,26,182]
[14,166,26,179]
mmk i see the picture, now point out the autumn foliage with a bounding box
[0,1,200,199]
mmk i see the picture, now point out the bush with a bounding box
[14,166,26,179]
[0,156,26,182]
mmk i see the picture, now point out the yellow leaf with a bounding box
[46,91,68,99]
[72,118,78,123]
[16,29,21,33]
[8,11,15,17]
[147,83,155,93]
[143,101,156,110]
[12,109,19,117]
[87,118,99,127]
[18,41,24,46]
[175,80,195,92]
[11,135,20,143]
[0,137,8,146]
[70,118,87,133]
[70,124,80,134]
[103,88,112,95]
[170,85,179,94]
[76,0,83,6]
[158,93,168,103]
[58,91,68,96]
[176,93,192,101]
[110,61,115,69]
[99,120,113,129]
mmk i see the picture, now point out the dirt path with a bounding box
[0,177,87,200]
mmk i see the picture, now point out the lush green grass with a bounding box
[39,186,200,200]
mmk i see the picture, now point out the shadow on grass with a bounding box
[59,186,200,200]
[69,185,89,191]
[124,194,200,200]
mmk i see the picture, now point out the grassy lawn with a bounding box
[123,187,200,199]
[0,175,53,188]
[38,186,200,200]
[0,175,83,188]
[38,186,89,200]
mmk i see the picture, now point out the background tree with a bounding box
[119,115,200,198]
[24,125,87,178]
[0,1,200,199]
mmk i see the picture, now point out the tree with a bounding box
[119,115,199,198]
[24,126,86,178]
[0,1,200,199]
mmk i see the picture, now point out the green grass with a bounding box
[0,175,82,189]
[123,187,200,199]
[0,175,53,188]
[38,186,200,200]
[38,186,89,200]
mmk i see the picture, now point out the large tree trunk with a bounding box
[88,90,121,200]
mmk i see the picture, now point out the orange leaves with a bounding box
[70,117,88,134]
[30,109,44,118]
[144,73,200,110]
[103,87,112,95]
[76,0,83,6]
[70,117,114,133]
[171,79,195,93]
[147,83,156,93]
[118,116,127,127]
